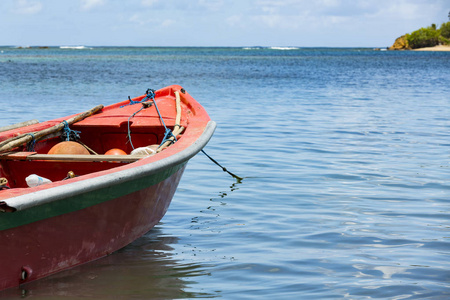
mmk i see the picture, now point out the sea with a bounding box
[0,46,449,299]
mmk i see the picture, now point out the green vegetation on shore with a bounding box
[389,21,450,50]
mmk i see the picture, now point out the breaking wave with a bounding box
[243,46,299,50]
[268,46,299,50]
[60,46,92,50]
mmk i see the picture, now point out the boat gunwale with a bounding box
[0,120,216,212]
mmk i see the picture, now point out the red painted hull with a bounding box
[0,85,215,291]
[0,166,185,291]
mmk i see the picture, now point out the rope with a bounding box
[125,88,180,151]
[121,89,157,108]
[77,140,99,155]
[62,120,81,141]
[159,127,177,148]
[201,150,243,182]
[26,133,36,151]
[149,90,178,148]
[124,89,242,182]
[120,96,145,108]
[145,89,156,100]
[126,89,158,150]
[127,106,145,150]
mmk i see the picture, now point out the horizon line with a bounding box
[0,45,387,49]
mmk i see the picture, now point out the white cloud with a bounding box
[229,0,447,32]
[141,0,159,7]
[129,12,175,28]
[80,0,106,11]
[129,13,149,26]
[14,0,43,14]
[226,15,244,27]
[161,19,175,27]
[198,0,224,11]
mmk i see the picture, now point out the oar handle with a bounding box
[0,105,104,153]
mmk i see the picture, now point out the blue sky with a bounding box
[1,0,448,47]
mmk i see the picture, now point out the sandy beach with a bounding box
[413,45,450,51]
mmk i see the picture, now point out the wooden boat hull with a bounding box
[0,165,185,290]
[0,85,215,290]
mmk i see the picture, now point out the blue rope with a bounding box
[145,89,156,101]
[26,133,36,151]
[62,120,81,141]
[126,88,177,149]
[159,127,177,147]
[151,92,177,147]
[126,89,157,149]
[127,106,145,150]
[121,89,156,108]
[120,97,140,108]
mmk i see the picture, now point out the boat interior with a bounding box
[0,91,187,190]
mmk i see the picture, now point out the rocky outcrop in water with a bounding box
[388,35,410,50]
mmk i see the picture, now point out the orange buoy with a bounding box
[105,148,127,155]
[48,141,90,155]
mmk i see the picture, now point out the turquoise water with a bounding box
[0,47,449,299]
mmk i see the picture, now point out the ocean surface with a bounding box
[0,46,449,299]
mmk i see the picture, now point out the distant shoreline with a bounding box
[2,45,450,51]
[412,45,450,51]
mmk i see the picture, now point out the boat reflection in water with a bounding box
[1,226,217,299]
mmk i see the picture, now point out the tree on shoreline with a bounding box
[441,22,450,39]
[390,21,450,50]
[406,25,441,49]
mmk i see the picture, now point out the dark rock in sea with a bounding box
[388,35,410,50]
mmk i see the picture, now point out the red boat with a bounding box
[0,85,215,291]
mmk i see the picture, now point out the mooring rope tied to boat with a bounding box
[201,150,243,182]
[123,89,241,181]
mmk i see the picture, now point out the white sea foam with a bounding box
[60,46,91,50]
[269,46,299,50]
[243,46,299,50]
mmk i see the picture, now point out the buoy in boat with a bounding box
[48,141,90,155]
[130,145,158,156]
[105,148,127,155]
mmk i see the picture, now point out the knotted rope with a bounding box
[62,120,81,141]
[121,96,146,108]
[26,133,36,151]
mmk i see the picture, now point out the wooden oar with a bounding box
[0,152,145,162]
[0,119,39,133]
[0,105,104,153]
[156,91,184,153]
